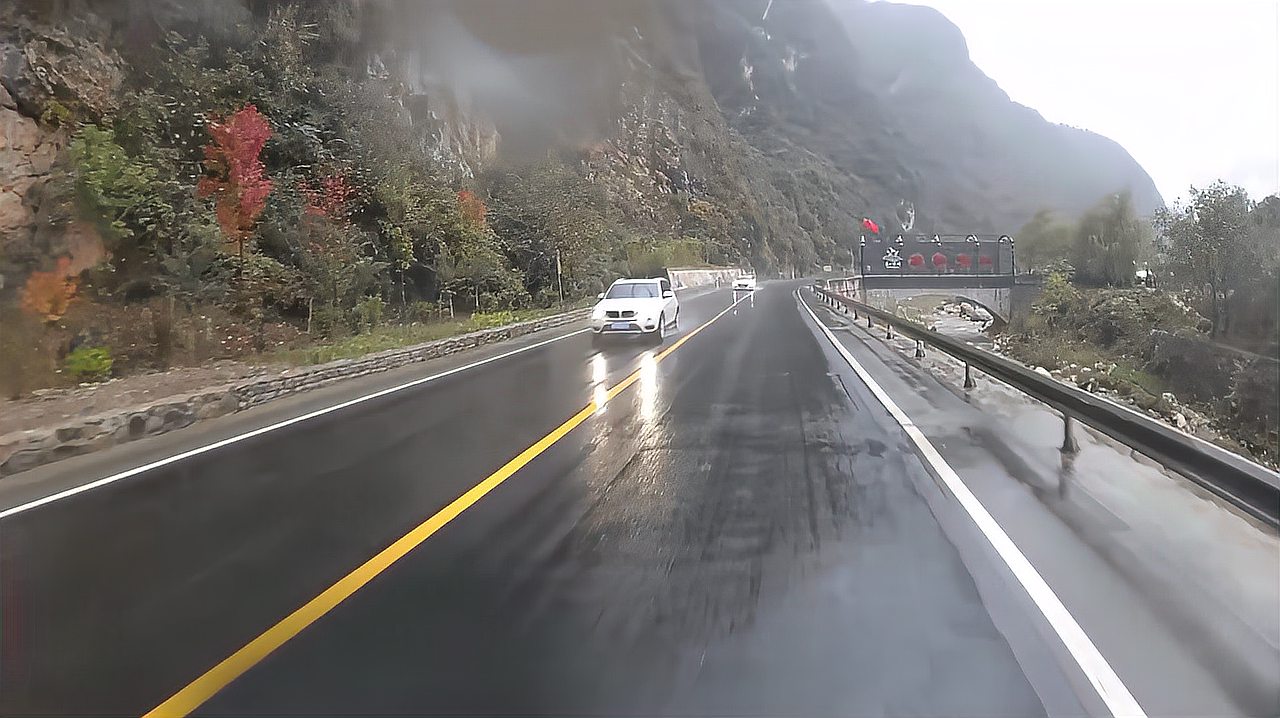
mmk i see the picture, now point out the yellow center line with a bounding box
[143,292,749,717]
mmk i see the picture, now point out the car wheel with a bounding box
[672,308,679,329]
[655,313,666,344]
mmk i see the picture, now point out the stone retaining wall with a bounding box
[0,309,589,476]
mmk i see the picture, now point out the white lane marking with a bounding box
[0,328,591,521]
[797,291,1146,718]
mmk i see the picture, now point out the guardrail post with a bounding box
[1061,414,1080,455]
[963,362,976,389]
[914,340,926,358]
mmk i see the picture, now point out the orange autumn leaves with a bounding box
[21,257,79,322]
[457,189,486,229]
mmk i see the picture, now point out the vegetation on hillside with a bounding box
[1,2,741,394]
[1017,182,1278,352]
[1002,274,1277,464]
[1001,181,1279,463]
[1154,184,1280,343]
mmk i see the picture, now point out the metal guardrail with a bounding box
[811,286,1280,527]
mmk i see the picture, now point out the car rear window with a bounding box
[606,283,660,299]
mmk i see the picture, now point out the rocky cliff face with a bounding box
[0,4,122,287]
[0,0,1163,278]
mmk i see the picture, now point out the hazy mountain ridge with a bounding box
[1,0,1163,283]
[711,0,1163,235]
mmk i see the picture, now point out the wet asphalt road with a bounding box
[1,283,1048,716]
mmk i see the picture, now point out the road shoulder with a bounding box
[799,288,1279,717]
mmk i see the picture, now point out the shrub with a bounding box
[533,286,561,308]
[468,311,516,330]
[65,346,114,382]
[353,296,385,332]
[408,300,445,324]
[69,125,172,245]
[1034,272,1084,319]
[310,305,349,338]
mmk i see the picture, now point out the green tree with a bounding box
[1073,190,1149,286]
[1016,209,1075,271]
[69,125,175,250]
[1155,183,1277,339]
[486,160,615,299]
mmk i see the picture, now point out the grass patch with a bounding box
[1108,364,1165,397]
[1002,335,1105,372]
[266,304,586,366]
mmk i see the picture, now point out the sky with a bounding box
[914,0,1280,205]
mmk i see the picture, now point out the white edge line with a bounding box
[0,328,591,521]
[796,290,1146,718]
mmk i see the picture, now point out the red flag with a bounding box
[861,217,880,234]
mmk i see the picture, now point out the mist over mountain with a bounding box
[2,0,1163,289]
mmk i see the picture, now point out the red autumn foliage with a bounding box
[908,253,925,267]
[457,189,487,229]
[300,174,357,221]
[979,255,994,266]
[956,253,972,269]
[196,104,273,249]
[21,257,79,321]
[932,252,948,268]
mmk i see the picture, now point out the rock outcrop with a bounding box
[0,4,124,290]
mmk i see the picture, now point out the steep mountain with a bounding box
[1,0,1163,295]
[676,0,1163,243]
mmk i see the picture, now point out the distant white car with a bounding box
[733,275,757,291]
[591,278,679,345]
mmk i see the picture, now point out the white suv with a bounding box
[591,278,679,345]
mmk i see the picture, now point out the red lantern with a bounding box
[932,252,948,269]
[956,254,972,269]
[908,253,925,268]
